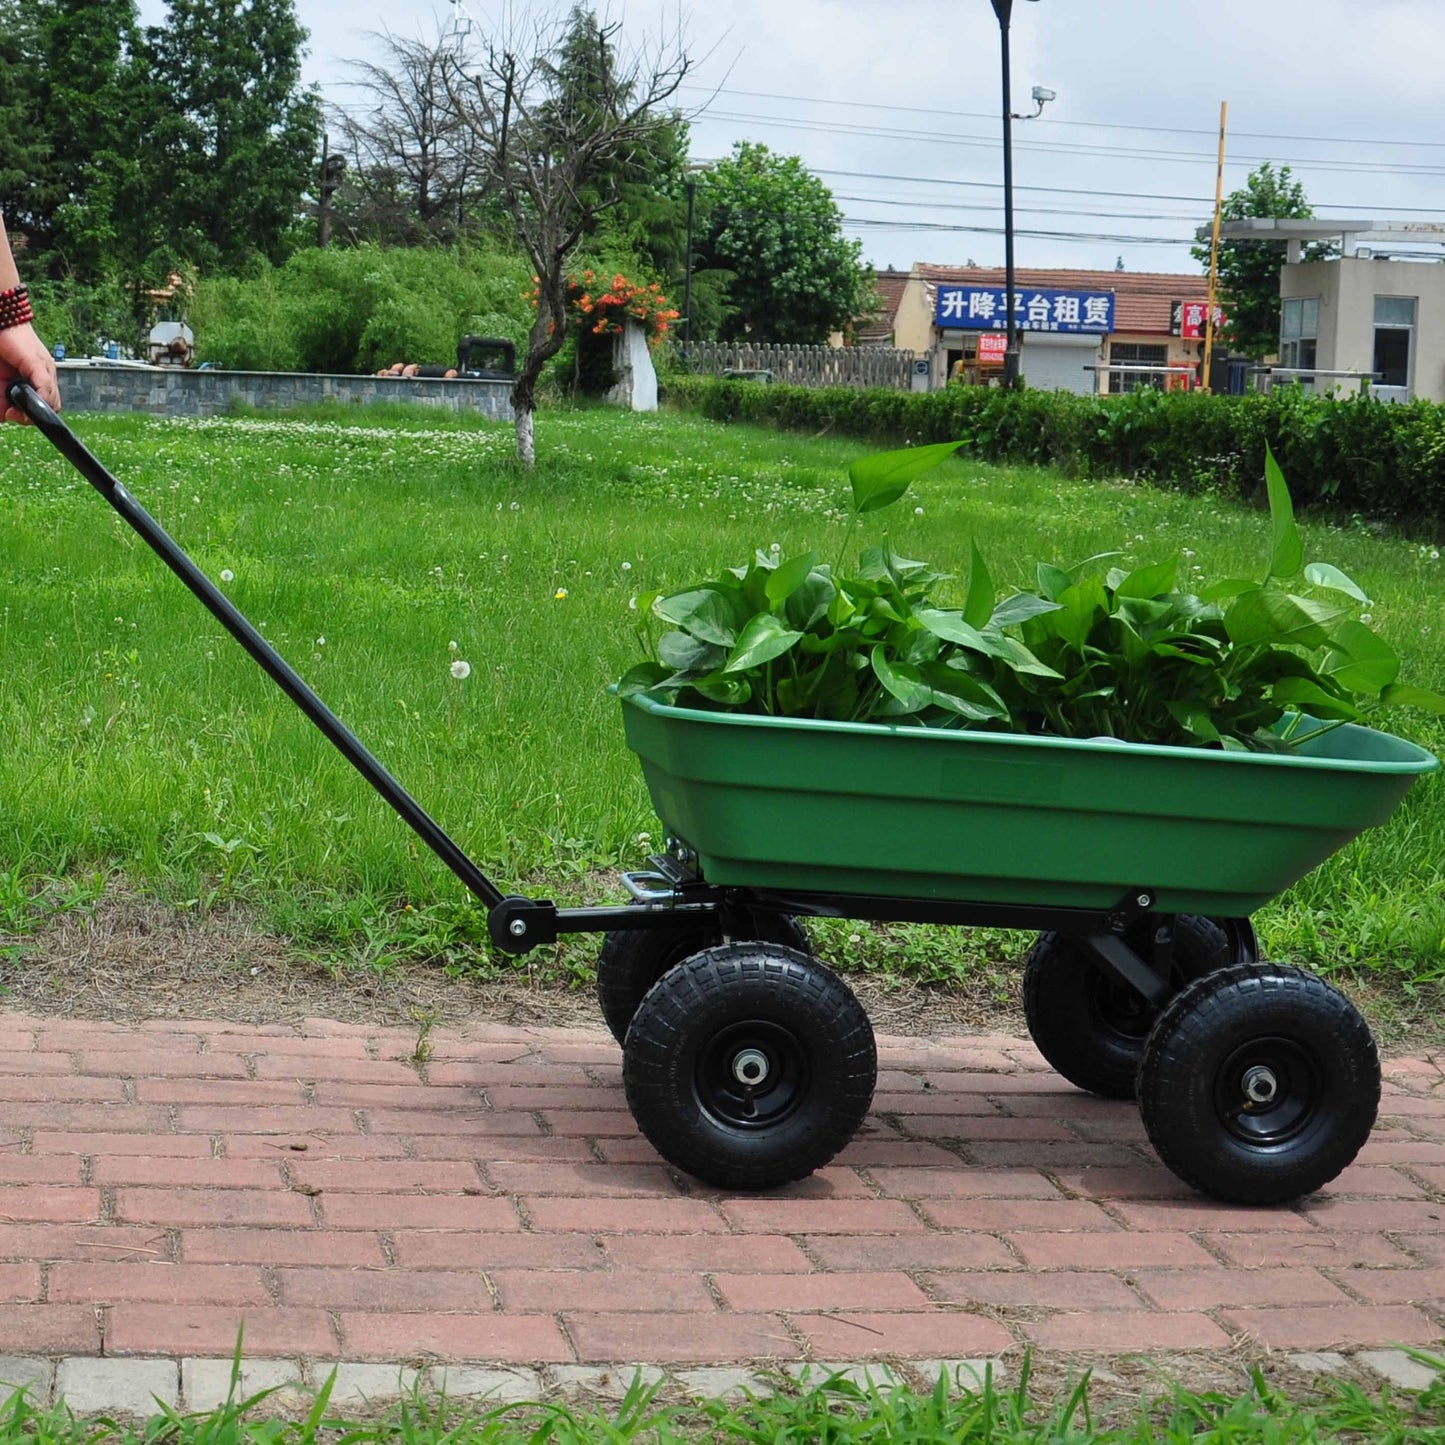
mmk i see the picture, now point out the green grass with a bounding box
[5,1359,1445,1444]
[0,402,1442,986]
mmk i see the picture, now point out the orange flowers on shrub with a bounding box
[533,270,680,343]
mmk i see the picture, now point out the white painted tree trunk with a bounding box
[515,406,536,467]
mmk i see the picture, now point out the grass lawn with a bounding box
[0,401,1442,992]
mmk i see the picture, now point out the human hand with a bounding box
[0,323,61,423]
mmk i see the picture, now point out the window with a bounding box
[1107,342,1169,394]
[1279,297,1319,387]
[1373,296,1415,393]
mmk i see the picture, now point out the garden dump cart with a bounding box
[12,380,1439,1206]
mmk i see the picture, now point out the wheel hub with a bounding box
[732,1048,770,1086]
[1242,1064,1278,1106]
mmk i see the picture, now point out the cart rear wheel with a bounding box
[1137,963,1379,1204]
[1022,914,1230,1099]
[623,943,876,1191]
[595,908,810,1045]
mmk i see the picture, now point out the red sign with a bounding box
[977,333,1008,364]
[1174,300,1227,340]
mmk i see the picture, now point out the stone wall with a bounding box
[57,365,514,420]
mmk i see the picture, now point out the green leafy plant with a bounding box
[619,442,1445,750]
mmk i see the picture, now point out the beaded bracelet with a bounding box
[0,286,34,332]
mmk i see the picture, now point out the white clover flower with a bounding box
[914,507,924,516]
[315,636,325,646]
[622,561,633,571]
[848,933,863,945]
[448,640,458,653]
[1433,550,1441,561]
[769,542,781,554]
[637,832,651,845]
[1182,548,1195,558]
[220,569,234,583]
[1360,613,1373,626]
[450,659,471,680]
[628,596,638,610]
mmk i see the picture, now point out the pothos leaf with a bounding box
[963,540,994,630]
[1265,443,1303,582]
[723,614,805,673]
[764,552,818,608]
[653,587,740,647]
[870,647,934,712]
[1304,562,1371,605]
[848,440,965,514]
[1381,683,1445,714]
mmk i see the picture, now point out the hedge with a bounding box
[663,375,1445,536]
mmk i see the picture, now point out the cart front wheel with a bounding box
[596,908,810,1045]
[623,943,876,1191]
[1137,963,1379,1204]
[1022,914,1230,1099]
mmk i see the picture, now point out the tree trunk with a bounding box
[515,401,535,466]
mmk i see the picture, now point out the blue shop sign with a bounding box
[935,286,1115,333]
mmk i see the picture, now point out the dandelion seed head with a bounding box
[914,507,924,516]
[450,659,471,680]
[219,569,234,584]
[621,561,632,571]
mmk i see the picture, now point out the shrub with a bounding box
[664,377,1445,536]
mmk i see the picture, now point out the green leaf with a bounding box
[615,661,670,698]
[1304,562,1371,605]
[1165,702,1222,744]
[916,609,994,654]
[784,569,837,631]
[1270,677,1363,721]
[690,673,753,707]
[658,631,725,674]
[870,646,934,713]
[722,614,805,673]
[989,592,1062,629]
[653,588,740,647]
[1323,620,1400,694]
[1224,589,1350,650]
[1199,578,1259,603]
[962,540,994,629]
[1036,563,1072,602]
[990,634,1065,679]
[1264,444,1303,582]
[1115,560,1178,600]
[764,552,818,608]
[1381,683,1445,713]
[848,440,964,514]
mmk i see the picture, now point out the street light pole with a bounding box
[990,0,1040,391]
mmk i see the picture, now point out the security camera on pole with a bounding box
[989,0,1053,390]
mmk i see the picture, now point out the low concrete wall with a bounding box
[57,365,514,420]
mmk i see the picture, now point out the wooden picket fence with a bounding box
[679,342,916,391]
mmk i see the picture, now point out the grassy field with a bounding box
[5,1359,1445,1445]
[0,401,1442,989]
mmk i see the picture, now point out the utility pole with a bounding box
[1202,102,1229,393]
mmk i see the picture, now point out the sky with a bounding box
[144,0,1445,278]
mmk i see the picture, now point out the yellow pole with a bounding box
[1202,101,1228,394]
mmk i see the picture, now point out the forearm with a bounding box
[0,212,21,292]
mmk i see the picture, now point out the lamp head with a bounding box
[1031,85,1057,105]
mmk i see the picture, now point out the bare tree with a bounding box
[331,32,487,245]
[445,7,691,466]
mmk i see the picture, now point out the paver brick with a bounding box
[30,1133,213,1157]
[391,1231,605,1270]
[180,1228,386,1266]
[719,1200,923,1234]
[0,1264,40,1301]
[894,1117,1075,1141]
[174,1107,362,1135]
[106,1306,336,1357]
[221,1135,409,1160]
[92,1159,285,1189]
[792,1312,1014,1361]
[492,1270,716,1313]
[114,1188,314,1228]
[49,1263,270,1305]
[74,1051,249,1078]
[486,1162,680,1197]
[0,1224,167,1262]
[408,1135,594,1163]
[802,1233,1018,1272]
[0,1307,101,1353]
[535,1111,643,1138]
[136,1081,306,1105]
[56,1358,179,1414]
[0,1187,101,1223]
[601,1235,814,1274]
[182,1358,305,1412]
[1131,1267,1349,1310]
[0,1157,85,1186]
[1335,1266,1445,1303]
[524,1198,724,1234]
[1009,1231,1218,1270]
[363,1110,543,1137]
[1024,1311,1232,1351]
[1109,1200,1314,1232]
[288,1160,483,1194]
[867,1168,1063,1199]
[1207,1232,1418,1268]
[1219,1304,1442,1349]
[340,1313,572,1362]
[564,1311,796,1364]
[833,1140,962,1168]
[320,1194,519,1231]
[920,1199,1118,1232]
[277,1267,494,1311]
[714,1271,931,1313]
[925,1270,1142,1310]
[1050,1167,1193,1200]
[252,1056,420,1082]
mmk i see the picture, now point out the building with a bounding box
[873,264,1220,395]
[1217,219,1445,403]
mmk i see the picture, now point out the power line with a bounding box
[685,83,1445,153]
[833,193,1205,223]
[841,217,1189,246]
[702,109,1445,179]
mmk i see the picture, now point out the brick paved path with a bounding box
[0,1012,1441,1367]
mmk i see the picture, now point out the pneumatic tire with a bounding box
[622,942,876,1191]
[595,907,810,1045]
[1137,962,1380,1204]
[1022,914,1231,1098]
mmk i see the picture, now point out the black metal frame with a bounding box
[10,380,1227,1010]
